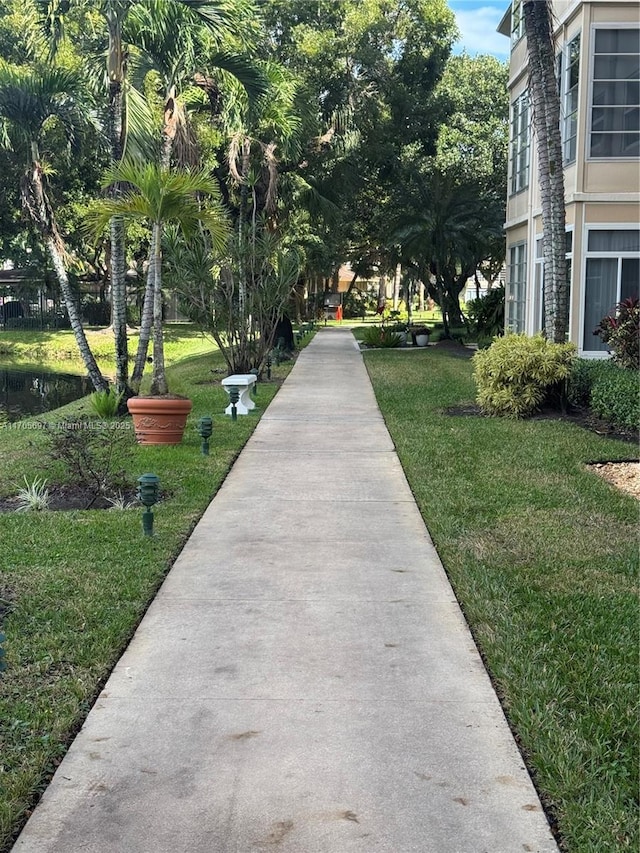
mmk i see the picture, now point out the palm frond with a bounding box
[289,174,340,223]
[123,83,161,162]
[0,62,92,152]
[84,195,153,239]
[32,0,68,60]
[92,159,229,247]
[205,53,269,104]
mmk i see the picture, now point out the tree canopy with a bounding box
[0,0,509,346]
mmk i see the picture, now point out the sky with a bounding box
[447,1,511,61]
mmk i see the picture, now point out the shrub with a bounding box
[590,367,639,430]
[89,388,123,418]
[42,416,134,499]
[81,298,110,327]
[593,297,639,370]
[361,325,402,348]
[341,290,368,320]
[473,334,576,417]
[466,285,505,348]
[567,358,602,407]
[569,358,639,431]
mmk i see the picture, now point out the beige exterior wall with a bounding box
[501,0,640,355]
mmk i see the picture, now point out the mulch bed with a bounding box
[0,484,139,513]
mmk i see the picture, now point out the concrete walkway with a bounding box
[13,329,559,853]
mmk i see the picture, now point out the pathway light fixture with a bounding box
[137,473,160,536]
[197,416,213,455]
[228,386,239,421]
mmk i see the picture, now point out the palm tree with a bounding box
[0,62,108,391]
[523,0,568,343]
[34,0,262,397]
[393,172,504,335]
[85,159,229,395]
[123,0,267,389]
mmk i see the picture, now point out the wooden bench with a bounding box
[221,374,257,415]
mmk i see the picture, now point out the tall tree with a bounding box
[35,0,262,397]
[392,170,504,332]
[523,0,567,343]
[86,160,229,395]
[123,0,267,389]
[0,62,108,390]
[259,0,457,288]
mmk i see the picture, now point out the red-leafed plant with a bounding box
[593,297,639,370]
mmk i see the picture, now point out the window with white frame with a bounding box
[561,34,581,163]
[511,0,524,44]
[590,28,640,158]
[507,242,527,332]
[510,93,530,194]
[583,228,640,352]
[534,231,572,336]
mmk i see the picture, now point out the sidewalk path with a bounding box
[13,329,559,853]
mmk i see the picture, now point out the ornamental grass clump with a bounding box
[15,475,51,512]
[473,333,576,417]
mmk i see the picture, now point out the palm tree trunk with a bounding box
[131,245,155,391]
[46,235,109,392]
[110,213,130,396]
[106,6,131,396]
[130,88,179,388]
[393,262,401,310]
[21,155,107,392]
[524,0,567,343]
[149,222,168,396]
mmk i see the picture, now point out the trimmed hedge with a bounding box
[569,359,639,431]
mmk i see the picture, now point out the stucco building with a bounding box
[498,0,639,356]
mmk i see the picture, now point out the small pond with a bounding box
[0,366,91,423]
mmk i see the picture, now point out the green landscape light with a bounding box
[137,473,160,536]
[250,368,259,396]
[197,416,213,455]
[266,353,272,380]
[228,386,239,421]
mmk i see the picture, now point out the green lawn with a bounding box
[0,324,215,372]
[0,335,637,852]
[363,347,639,853]
[0,336,299,852]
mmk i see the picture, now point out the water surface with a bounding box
[0,366,91,423]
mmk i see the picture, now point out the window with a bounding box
[561,34,581,163]
[534,231,572,336]
[507,242,527,332]
[511,0,524,44]
[510,93,530,194]
[590,28,640,158]
[583,228,640,352]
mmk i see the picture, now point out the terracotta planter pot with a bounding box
[127,396,193,445]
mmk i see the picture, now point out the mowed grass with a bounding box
[363,347,639,853]
[0,324,215,371]
[0,340,298,853]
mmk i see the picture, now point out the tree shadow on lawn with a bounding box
[444,402,639,447]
